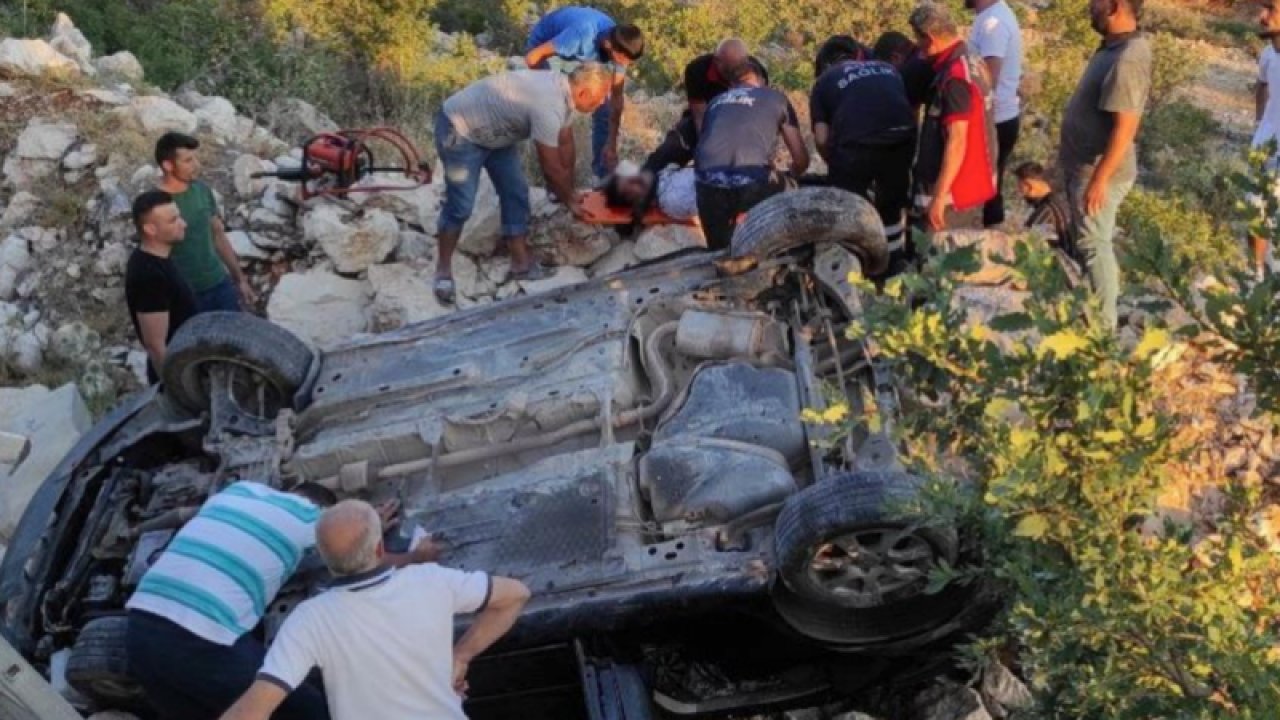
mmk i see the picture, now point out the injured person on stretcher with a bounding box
[600,161,700,225]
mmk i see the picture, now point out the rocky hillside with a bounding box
[0,14,705,415]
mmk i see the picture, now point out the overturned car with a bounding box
[0,188,993,718]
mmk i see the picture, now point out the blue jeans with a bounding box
[591,102,610,178]
[196,277,241,313]
[434,112,530,237]
[1065,170,1134,331]
[127,611,329,720]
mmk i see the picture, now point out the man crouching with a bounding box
[220,500,530,720]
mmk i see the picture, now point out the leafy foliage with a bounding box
[838,236,1280,717]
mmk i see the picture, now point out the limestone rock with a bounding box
[48,13,95,74]
[81,88,131,106]
[353,176,443,228]
[979,663,1033,718]
[457,174,503,256]
[194,96,242,141]
[127,96,198,135]
[49,322,102,364]
[94,51,144,82]
[453,253,497,300]
[395,231,434,262]
[62,143,98,171]
[519,266,588,296]
[10,331,43,374]
[0,82,14,98]
[589,240,640,277]
[15,118,78,161]
[93,242,130,277]
[0,192,40,231]
[0,234,33,301]
[233,154,270,198]
[634,224,706,260]
[266,98,338,144]
[302,205,399,274]
[0,384,92,542]
[367,263,450,331]
[249,209,290,232]
[18,227,58,255]
[267,269,369,349]
[530,208,617,267]
[0,38,80,77]
[914,682,993,720]
[228,231,270,261]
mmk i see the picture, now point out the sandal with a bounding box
[433,276,456,304]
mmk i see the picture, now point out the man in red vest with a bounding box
[909,3,998,233]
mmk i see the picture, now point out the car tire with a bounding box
[65,616,146,709]
[729,187,890,275]
[775,471,957,609]
[162,311,314,416]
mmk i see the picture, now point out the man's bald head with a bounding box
[316,499,383,576]
[714,38,748,67]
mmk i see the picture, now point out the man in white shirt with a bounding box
[219,500,531,720]
[967,0,1023,228]
[1250,0,1280,276]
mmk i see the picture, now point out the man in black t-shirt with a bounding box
[126,190,198,384]
[811,35,917,268]
[694,58,809,250]
[641,40,770,174]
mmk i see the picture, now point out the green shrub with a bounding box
[830,239,1280,718]
[1120,187,1244,283]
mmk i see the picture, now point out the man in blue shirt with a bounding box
[525,6,645,178]
[694,53,809,250]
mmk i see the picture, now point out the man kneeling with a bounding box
[221,500,531,720]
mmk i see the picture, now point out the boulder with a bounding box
[233,154,270,198]
[589,240,640,277]
[0,192,40,231]
[519,266,588,296]
[367,263,450,331]
[49,322,102,364]
[0,82,14,97]
[62,143,98,171]
[93,241,130,277]
[227,230,270,261]
[634,224,706,260]
[10,331,43,374]
[248,209,290,233]
[129,164,161,190]
[0,234,33,301]
[395,231,434,263]
[914,682,993,720]
[979,663,1033,718]
[19,226,59,255]
[15,118,79,161]
[193,96,242,141]
[352,176,442,228]
[530,209,617,267]
[0,383,92,543]
[48,13,95,74]
[80,87,131,106]
[265,98,338,145]
[94,51,145,82]
[126,96,198,134]
[267,269,369,349]
[302,205,399,274]
[0,38,80,77]
[457,175,502,256]
[453,253,498,300]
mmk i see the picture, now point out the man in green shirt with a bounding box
[154,133,256,312]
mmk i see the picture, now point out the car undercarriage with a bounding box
[0,188,996,718]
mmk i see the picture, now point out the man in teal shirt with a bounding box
[155,133,256,312]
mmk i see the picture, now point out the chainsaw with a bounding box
[252,127,432,201]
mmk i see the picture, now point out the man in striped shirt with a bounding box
[125,481,435,720]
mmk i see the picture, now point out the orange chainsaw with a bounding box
[253,128,432,201]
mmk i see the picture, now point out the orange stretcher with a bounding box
[576,190,700,227]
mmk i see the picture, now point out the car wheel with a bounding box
[729,187,890,276]
[65,616,146,709]
[771,472,971,647]
[162,311,314,418]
